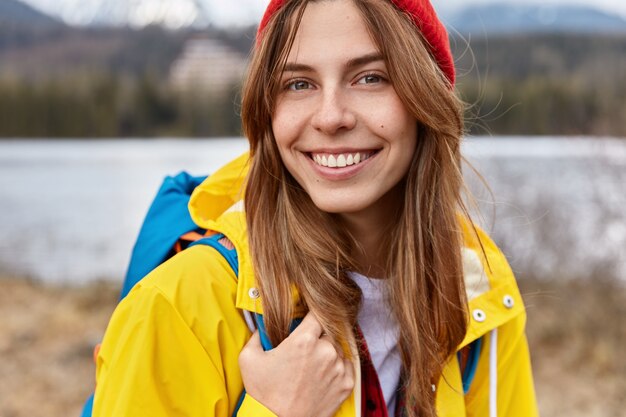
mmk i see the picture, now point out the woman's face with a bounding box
[272,0,417,219]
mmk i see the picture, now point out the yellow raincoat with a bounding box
[93,153,538,417]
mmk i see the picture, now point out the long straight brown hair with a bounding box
[242,1,469,416]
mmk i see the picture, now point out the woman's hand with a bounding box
[238,312,355,417]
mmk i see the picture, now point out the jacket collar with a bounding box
[189,152,524,348]
[458,220,525,347]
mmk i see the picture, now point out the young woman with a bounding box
[92,1,538,416]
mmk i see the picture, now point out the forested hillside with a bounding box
[0,23,624,137]
[453,33,626,135]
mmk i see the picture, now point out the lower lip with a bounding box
[307,152,378,180]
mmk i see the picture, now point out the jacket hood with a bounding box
[188,152,524,348]
[189,151,249,225]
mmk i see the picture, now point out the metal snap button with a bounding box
[472,309,486,322]
[503,295,515,309]
[248,287,260,299]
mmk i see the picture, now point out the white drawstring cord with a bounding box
[489,328,498,417]
[243,310,257,333]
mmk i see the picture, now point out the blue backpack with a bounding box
[80,172,277,416]
[81,171,481,416]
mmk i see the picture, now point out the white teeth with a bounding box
[311,152,373,168]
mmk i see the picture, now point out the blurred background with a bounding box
[0,0,624,416]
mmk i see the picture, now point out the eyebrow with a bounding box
[283,52,384,73]
[345,52,385,70]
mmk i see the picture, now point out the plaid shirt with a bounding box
[357,327,406,417]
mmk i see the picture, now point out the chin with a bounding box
[308,195,369,215]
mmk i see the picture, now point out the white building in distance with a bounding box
[170,37,247,95]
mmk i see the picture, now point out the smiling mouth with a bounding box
[309,151,378,168]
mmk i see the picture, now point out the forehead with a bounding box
[286,0,380,64]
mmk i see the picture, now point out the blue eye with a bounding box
[288,80,311,91]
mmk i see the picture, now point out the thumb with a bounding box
[245,330,262,350]
[239,331,263,367]
[290,311,323,338]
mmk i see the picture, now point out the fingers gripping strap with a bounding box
[234,314,302,416]
[253,314,304,351]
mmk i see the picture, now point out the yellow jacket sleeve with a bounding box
[93,245,277,417]
[237,395,280,417]
[464,311,539,417]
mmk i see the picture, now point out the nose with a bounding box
[310,89,356,135]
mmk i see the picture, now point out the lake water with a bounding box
[0,137,624,284]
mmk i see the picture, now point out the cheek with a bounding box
[271,111,306,182]
[375,101,417,148]
[367,95,412,129]
[272,103,303,150]
[271,114,292,157]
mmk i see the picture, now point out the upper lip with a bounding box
[304,148,381,154]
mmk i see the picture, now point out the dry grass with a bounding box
[0,277,118,417]
[0,275,623,417]
[519,276,626,417]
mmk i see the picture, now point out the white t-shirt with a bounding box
[349,271,402,416]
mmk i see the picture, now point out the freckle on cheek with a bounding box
[380,125,384,129]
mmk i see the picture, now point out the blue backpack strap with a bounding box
[459,337,483,394]
[81,233,244,417]
[190,234,247,417]
[190,236,301,415]
[188,234,239,276]
[120,172,207,299]
[253,314,274,351]
[253,314,303,351]
[80,393,94,417]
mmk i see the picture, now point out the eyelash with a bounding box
[285,79,312,91]
[283,72,387,92]
[356,72,385,85]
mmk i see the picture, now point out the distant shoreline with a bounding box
[1,137,624,285]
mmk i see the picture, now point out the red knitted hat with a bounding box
[257,0,455,85]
